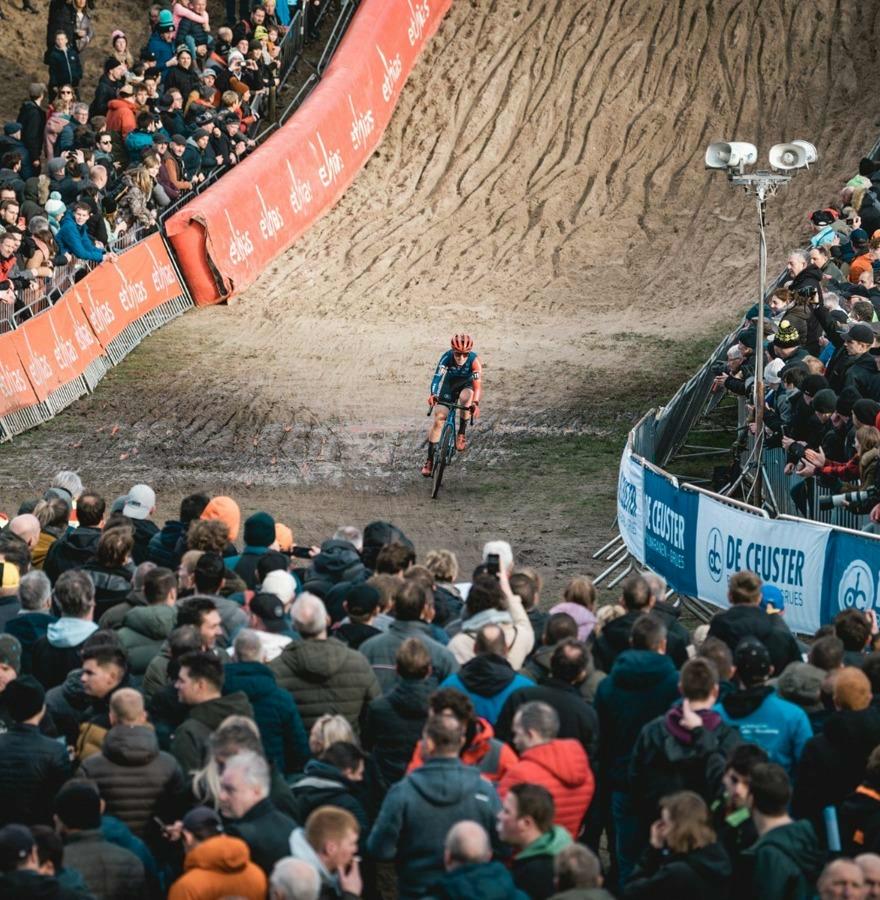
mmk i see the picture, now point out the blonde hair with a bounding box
[424,550,458,583]
[562,577,596,610]
[309,714,354,756]
[192,715,263,807]
[594,603,625,635]
[856,425,880,456]
[110,687,144,725]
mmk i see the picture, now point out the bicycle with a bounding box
[426,400,473,499]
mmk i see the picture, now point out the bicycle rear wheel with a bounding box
[431,422,454,499]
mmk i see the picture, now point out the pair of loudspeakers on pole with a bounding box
[705,140,818,171]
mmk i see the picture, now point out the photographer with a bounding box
[711,329,756,397]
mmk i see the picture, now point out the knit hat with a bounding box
[3,676,44,722]
[764,358,784,385]
[244,512,276,548]
[837,390,857,417]
[157,8,174,29]
[834,667,872,712]
[261,569,296,606]
[737,328,757,351]
[123,484,155,520]
[809,209,837,226]
[45,192,65,220]
[853,399,880,427]
[345,584,380,617]
[274,523,294,553]
[802,374,830,397]
[772,320,800,349]
[0,825,34,873]
[47,157,67,174]
[760,585,785,614]
[2,123,21,136]
[776,662,825,713]
[812,389,837,414]
[250,592,286,630]
[0,561,19,590]
[175,45,192,57]
[735,638,772,686]
[171,134,187,147]
[200,496,241,542]
[199,68,216,81]
[104,56,123,74]
[844,323,875,345]
[55,782,101,829]
[182,806,222,836]
[859,158,880,178]
[111,29,126,41]
[0,635,21,673]
[851,228,870,248]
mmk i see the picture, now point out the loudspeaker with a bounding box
[705,141,758,170]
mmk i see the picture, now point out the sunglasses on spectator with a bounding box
[60,89,73,95]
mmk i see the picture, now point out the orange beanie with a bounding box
[275,523,294,552]
[200,496,241,543]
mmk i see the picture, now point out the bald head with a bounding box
[110,688,146,726]
[291,593,328,639]
[444,821,491,870]
[818,859,865,900]
[474,623,506,657]
[857,855,880,898]
[270,857,321,900]
[10,514,40,549]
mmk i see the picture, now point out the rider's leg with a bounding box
[428,407,447,446]
[457,388,474,435]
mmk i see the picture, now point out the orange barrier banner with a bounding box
[166,0,452,304]
[73,232,185,349]
[0,330,39,417]
[8,292,102,402]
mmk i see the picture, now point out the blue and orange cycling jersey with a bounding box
[430,350,483,404]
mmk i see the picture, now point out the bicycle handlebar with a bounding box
[426,400,474,416]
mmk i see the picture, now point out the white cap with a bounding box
[123,484,156,520]
[764,358,784,386]
[261,570,296,607]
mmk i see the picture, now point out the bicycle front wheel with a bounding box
[431,422,454,499]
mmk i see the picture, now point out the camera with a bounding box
[818,488,878,512]
[792,285,819,305]
[710,360,728,377]
[786,442,808,466]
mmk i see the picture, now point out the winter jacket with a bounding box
[269,637,381,733]
[147,520,186,569]
[792,707,880,831]
[146,32,176,72]
[629,707,741,833]
[511,826,572,900]
[18,99,46,166]
[89,74,122,118]
[78,724,187,838]
[127,517,160,567]
[447,594,534,671]
[171,691,255,774]
[301,540,367,598]
[4,610,56,673]
[363,677,432,790]
[716,685,812,777]
[594,649,680,790]
[839,782,880,856]
[0,596,20,633]
[430,860,529,900]
[118,605,176,675]
[332,619,381,649]
[495,678,600,764]
[548,602,597,642]
[592,609,689,673]
[440,654,533,725]
[0,722,72,826]
[368,757,502,899]
[223,797,297,876]
[623,842,732,900]
[31,616,99,689]
[47,46,83,88]
[521,643,605,703]
[43,526,101,583]
[288,827,348,898]
[499,739,594,839]
[223,660,309,775]
[105,99,138,138]
[289,758,369,846]
[55,208,104,262]
[361,619,460,693]
[33,528,62,569]
[707,605,801,679]
[168,834,267,900]
[99,587,148,630]
[741,820,823,900]
[80,561,135,622]
[62,828,146,900]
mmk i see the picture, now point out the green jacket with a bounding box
[171,692,254,774]
[516,825,572,861]
[117,605,176,675]
[742,820,823,900]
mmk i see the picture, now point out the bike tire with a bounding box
[431,422,453,499]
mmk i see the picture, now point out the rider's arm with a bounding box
[430,354,448,398]
[471,356,483,405]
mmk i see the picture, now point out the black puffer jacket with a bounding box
[289,758,369,849]
[171,691,254,774]
[62,829,147,900]
[592,610,689,672]
[78,724,187,838]
[706,605,801,676]
[623,841,732,899]
[0,723,72,826]
[301,540,368,598]
[81,561,134,621]
[43,526,101,584]
[361,521,414,570]
[223,798,296,876]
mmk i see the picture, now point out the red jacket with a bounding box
[105,99,138,138]
[498,739,594,838]
[408,717,517,783]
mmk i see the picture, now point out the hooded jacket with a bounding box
[511,825,572,900]
[717,685,812,777]
[61,828,146,900]
[361,619,459,693]
[595,649,680,790]
[440,654,533,725]
[548,603,597,642]
[432,860,529,900]
[31,617,99,689]
[223,660,309,775]
[78,724,187,838]
[522,643,605,703]
[742,820,823,900]
[4,610,56,673]
[171,691,254,774]
[302,540,368,597]
[168,834,266,900]
[447,594,534,671]
[592,609,689,672]
[623,841,732,900]
[269,637,381,733]
[368,757,502,899]
[99,586,149,630]
[499,740,594,839]
[223,797,297,876]
[55,208,104,262]
[81,559,134,620]
[118,605,177,675]
[839,782,880,856]
[289,758,369,845]
[706,604,801,676]
[43,526,101,583]
[147,520,186,569]
[127,517,160,567]
[288,827,343,897]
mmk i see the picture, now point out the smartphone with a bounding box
[291,545,312,559]
[486,553,500,577]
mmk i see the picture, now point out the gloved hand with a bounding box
[428,395,438,407]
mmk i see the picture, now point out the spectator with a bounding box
[697,636,737,700]
[219,750,297,876]
[497,783,572,900]
[248,592,295,662]
[0,557,21,633]
[268,857,322,900]
[840,745,880,856]
[90,58,128,119]
[5,570,55,673]
[17,84,47,173]
[117,566,177,675]
[168,805,267,900]
[548,577,597,643]
[816,859,867,900]
[43,491,104,583]
[495,639,600,763]
[190,554,249,641]
[716,638,812,777]
[269,593,381,733]
[99,561,158,630]
[440,623,532,724]
[836,609,873,667]
[424,549,464,626]
[332,583,382,650]
[550,844,615,900]
[594,613,679,884]
[629,657,741,841]
[223,629,309,776]
[0,824,76,898]
[171,651,254,774]
[78,687,186,840]
[288,806,362,900]
[56,200,117,263]
[47,32,82,90]
[56,780,147,899]
[121,484,159,566]
[622,791,731,899]
[706,571,801,676]
[499,701,594,840]
[368,713,502,899]
[32,495,69,569]
[510,568,548,642]
[148,492,209,570]
[742,763,823,899]
[523,613,605,703]
[31,569,97,690]
[230,511,276,588]
[81,526,135,620]
[433,820,528,900]
[447,572,534,671]
[0,676,71,826]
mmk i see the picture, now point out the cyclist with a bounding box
[421,333,482,477]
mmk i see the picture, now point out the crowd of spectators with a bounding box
[0,474,878,898]
[711,161,880,529]
[0,0,315,329]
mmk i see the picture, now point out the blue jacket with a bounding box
[125,129,155,158]
[223,660,309,775]
[146,32,176,72]
[5,612,57,674]
[56,209,104,262]
[430,861,529,900]
[440,656,534,725]
[367,757,501,899]
[716,685,812,778]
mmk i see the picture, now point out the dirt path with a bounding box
[2,0,880,597]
